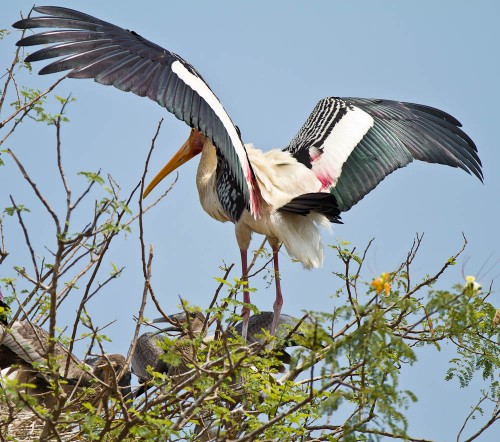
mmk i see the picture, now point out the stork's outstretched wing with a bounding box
[285,97,482,212]
[13,6,257,215]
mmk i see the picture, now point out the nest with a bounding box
[0,403,80,441]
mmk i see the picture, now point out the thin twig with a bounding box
[8,195,40,281]
[7,149,61,232]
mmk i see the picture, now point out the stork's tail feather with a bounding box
[278,193,342,224]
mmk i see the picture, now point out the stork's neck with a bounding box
[196,140,231,223]
[196,139,217,184]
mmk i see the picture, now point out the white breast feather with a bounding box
[245,144,321,208]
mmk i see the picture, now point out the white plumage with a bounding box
[237,144,332,269]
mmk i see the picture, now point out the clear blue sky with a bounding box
[2,1,499,440]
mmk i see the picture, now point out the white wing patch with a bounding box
[312,106,374,190]
[171,61,259,214]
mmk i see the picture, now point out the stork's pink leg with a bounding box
[271,243,283,336]
[240,249,250,341]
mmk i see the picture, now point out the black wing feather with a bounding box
[13,6,250,218]
[285,97,482,212]
[279,193,342,224]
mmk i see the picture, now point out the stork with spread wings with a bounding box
[13,6,482,338]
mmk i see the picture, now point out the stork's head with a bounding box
[152,310,206,337]
[143,129,206,198]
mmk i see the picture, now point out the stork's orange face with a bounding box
[143,129,206,198]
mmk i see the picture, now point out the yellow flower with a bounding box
[371,272,392,295]
[465,275,481,292]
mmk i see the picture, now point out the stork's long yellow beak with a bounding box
[143,129,205,198]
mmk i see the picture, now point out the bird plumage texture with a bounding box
[131,311,206,393]
[231,311,319,366]
[0,300,130,407]
[131,332,170,384]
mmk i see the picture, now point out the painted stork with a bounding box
[0,298,131,407]
[13,7,483,338]
[131,311,205,396]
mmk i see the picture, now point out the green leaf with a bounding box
[4,205,30,216]
[78,171,105,184]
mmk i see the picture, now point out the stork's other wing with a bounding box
[285,97,482,212]
[13,6,255,214]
